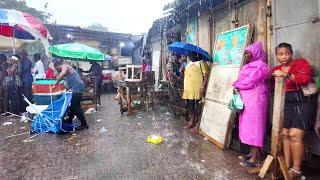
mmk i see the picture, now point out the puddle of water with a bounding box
[213,168,230,180]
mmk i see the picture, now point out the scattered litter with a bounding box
[85,108,97,114]
[72,133,77,136]
[201,159,206,163]
[65,176,79,180]
[181,149,187,155]
[136,116,141,119]
[23,139,34,143]
[5,132,29,139]
[147,135,163,144]
[20,115,31,122]
[99,127,108,133]
[75,143,80,146]
[20,126,26,130]
[96,119,102,122]
[3,121,12,126]
[68,136,77,141]
[137,123,142,125]
[204,137,208,141]
[164,112,171,115]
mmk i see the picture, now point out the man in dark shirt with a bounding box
[84,61,103,105]
[20,50,33,112]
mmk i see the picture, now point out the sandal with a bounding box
[238,154,251,160]
[289,168,302,179]
[239,160,258,168]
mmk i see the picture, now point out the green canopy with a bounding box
[49,43,105,61]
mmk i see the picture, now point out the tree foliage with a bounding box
[0,0,49,23]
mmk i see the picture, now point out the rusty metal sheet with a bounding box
[275,0,319,27]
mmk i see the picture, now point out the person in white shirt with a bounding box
[32,53,45,80]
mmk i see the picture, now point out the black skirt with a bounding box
[283,92,317,131]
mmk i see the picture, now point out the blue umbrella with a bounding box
[168,42,211,61]
[30,92,73,134]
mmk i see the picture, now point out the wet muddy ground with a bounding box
[0,94,318,180]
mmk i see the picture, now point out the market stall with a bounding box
[49,43,105,110]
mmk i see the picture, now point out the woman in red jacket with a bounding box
[272,43,317,178]
[45,62,56,79]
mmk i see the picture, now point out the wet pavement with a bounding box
[0,94,308,179]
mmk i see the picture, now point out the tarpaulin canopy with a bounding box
[0,8,52,55]
[168,41,211,61]
[49,43,105,61]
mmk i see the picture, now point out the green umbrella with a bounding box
[49,43,105,61]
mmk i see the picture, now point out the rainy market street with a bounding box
[0,94,255,180]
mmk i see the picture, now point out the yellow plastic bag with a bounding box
[146,135,163,144]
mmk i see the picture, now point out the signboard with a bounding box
[200,25,252,149]
[213,25,250,66]
[186,17,197,45]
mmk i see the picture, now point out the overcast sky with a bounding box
[25,0,173,35]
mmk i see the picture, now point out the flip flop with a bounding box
[289,168,302,179]
[239,160,258,168]
[238,154,251,160]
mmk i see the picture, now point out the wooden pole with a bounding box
[259,77,286,178]
[271,77,285,170]
[266,0,272,66]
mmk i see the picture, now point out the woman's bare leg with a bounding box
[248,146,260,163]
[282,128,292,168]
[289,128,305,171]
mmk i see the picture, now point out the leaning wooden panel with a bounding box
[205,66,240,103]
[199,100,233,149]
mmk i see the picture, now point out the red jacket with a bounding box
[272,58,311,92]
[45,68,55,79]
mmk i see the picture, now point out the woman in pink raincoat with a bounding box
[233,42,271,167]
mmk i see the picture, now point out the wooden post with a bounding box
[126,86,132,115]
[259,77,285,178]
[271,77,285,171]
[277,156,292,180]
[266,0,272,66]
[257,0,267,50]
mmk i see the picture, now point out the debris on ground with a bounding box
[99,127,108,133]
[146,135,163,144]
[3,121,13,126]
[97,119,102,122]
[85,108,97,114]
[23,139,34,143]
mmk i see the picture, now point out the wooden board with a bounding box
[199,100,233,149]
[258,155,274,178]
[199,25,252,149]
[205,66,240,103]
[277,156,291,180]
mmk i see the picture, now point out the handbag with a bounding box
[301,82,318,96]
[228,92,244,112]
